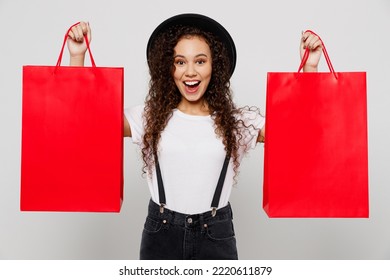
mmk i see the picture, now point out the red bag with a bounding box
[263,31,368,218]
[21,23,124,212]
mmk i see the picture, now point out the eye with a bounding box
[196,59,207,65]
[174,59,185,66]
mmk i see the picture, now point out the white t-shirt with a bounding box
[125,105,265,214]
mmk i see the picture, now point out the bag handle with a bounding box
[298,30,338,80]
[55,22,96,67]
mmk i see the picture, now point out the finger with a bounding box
[301,31,311,43]
[75,24,84,42]
[70,26,80,41]
[79,22,88,35]
[309,38,322,50]
[68,30,76,41]
[306,37,322,50]
[301,32,313,51]
[86,22,92,42]
[70,24,84,42]
[303,34,319,49]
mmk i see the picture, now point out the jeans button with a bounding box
[187,217,193,224]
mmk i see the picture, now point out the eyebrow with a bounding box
[173,54,209,59]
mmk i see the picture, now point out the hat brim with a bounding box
[146,13,236,76]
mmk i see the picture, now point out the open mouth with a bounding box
[184,81,201,88]
[183,81,201,94]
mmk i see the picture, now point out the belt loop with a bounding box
[200,214,206,233]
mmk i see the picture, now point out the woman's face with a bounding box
[172,35,212,108]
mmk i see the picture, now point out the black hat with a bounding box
[146,13,237,76]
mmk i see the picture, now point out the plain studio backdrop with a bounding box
[0,0,389,259]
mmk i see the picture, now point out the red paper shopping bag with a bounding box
[21,23,124,212]
[263,31,368,217]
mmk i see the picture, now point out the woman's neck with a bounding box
[177,100,210,116]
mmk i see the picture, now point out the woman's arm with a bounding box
[257,126,265,143]
[124,117,132,137]
[257,31,323,142]
[67,22,91,66]
[300,31,323,72]
[67,22,132,137]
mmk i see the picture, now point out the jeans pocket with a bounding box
[206,219,235,241]
[143,216,163,234]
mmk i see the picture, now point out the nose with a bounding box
[185,63,197,77]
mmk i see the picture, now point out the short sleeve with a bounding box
[124,105,145,145]
[236,107,265,153]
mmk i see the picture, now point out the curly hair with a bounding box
[142,25,252,178]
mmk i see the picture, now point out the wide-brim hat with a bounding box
[146,13,237,76]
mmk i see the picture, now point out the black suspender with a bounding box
[210,155,230,216]
[154,155,167,213]
[155,155,167,213]
[155,155,230,216]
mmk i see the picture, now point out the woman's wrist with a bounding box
[70,54,85,66]
[303,65,318,72]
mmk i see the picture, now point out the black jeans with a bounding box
[140,199,238,260]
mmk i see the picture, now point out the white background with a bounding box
[0,0,389,259]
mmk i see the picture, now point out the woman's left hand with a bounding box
[300,31,322,72]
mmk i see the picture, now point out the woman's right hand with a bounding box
[67,22,91,66]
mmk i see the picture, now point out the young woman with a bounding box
[67,14,322,260]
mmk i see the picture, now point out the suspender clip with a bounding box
[211,207,217,217]
[159,203,165,214]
